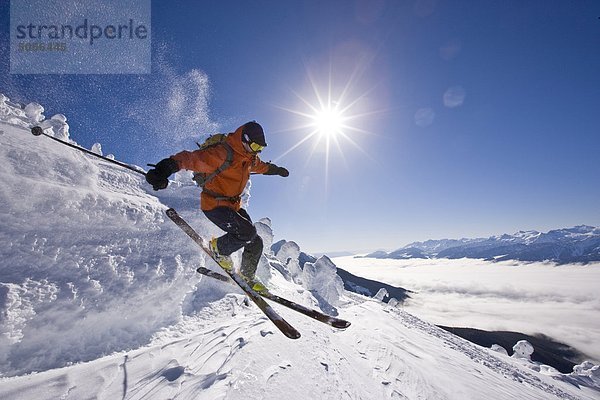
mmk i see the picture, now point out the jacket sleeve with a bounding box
[171,147,226,173]
[250,156,270,174]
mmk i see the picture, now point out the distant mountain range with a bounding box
[364,225,600,264]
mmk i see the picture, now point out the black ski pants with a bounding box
[203,207,263,278]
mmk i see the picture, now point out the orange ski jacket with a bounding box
[170,124,270,211]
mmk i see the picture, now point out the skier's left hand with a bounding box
[265,163,289,177]
[276,166,289,177]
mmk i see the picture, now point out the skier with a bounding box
[145,121,289,293]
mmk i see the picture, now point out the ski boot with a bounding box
[243,276,269,295]
[209,237,233,271]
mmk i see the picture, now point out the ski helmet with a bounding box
[241,121,267,147]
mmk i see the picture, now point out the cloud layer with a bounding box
[334,256,600,362]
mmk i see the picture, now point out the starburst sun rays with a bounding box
[274,67,382,182]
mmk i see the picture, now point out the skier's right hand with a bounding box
[146,169,169,190]
[145,158,180,191]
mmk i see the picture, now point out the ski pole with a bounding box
[31,126,147,177]
[31,126,260,179]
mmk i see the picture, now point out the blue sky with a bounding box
[1,1,599,253]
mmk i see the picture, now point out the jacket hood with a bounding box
[228,122,265,156]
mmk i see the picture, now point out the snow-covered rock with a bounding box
[91,143,103,156]
[37,113,70,141]
[561,361,600,393]
[0,94,30,128]
[49,114,69,140]
[255,218,274,255]
[374,287,389,301]
[491,344,509,356]
[302,255,344,313]
[574,361,600,379]
[24,102,44,123]
[512,340,535,361]
[275,241,303,283]
[507,340,599,386]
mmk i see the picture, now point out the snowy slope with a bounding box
[0,109,202,375]
[1,296,599,400]
[1,96,599,399]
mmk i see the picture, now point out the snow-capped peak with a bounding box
[368,226,599,263]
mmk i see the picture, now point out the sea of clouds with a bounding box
[333,256,600,362]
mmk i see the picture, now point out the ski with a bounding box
[196,266,351,329]
[165,208,301,339]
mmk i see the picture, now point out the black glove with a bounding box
[146,158,180,190]
[264,163,289,177]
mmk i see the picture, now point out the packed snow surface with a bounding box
[1,96,599,399]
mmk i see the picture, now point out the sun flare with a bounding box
[274,64,384,186]
[313,105,344,138]
[276,87,370,164]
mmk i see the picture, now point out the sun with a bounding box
[276,92,360,176]
[272,60,385,187]
[313,105,344,139]
[275,81,372,170]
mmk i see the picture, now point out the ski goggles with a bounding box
[248,141,265,153]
